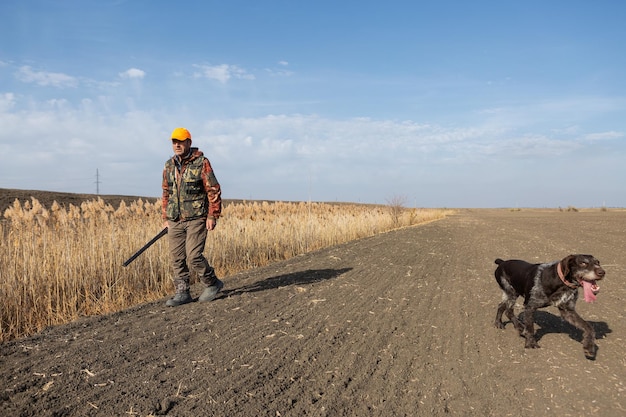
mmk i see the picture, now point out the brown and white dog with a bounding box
[493,254,605,359]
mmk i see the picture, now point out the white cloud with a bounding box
[477,97,626,133]
[200,115,510,168]
[1,91,624,206]
[0,93,15,111]
[193,64,255,83]
[584,131,624,141]
[119,68,146,79]
[15,66,78,88]
[265,61,293,77]
[0,99,168,195]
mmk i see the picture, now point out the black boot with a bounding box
[165,281,192,307]
[165,291,192,307]
[199,279,224,302]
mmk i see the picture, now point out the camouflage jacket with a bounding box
[162,148,222,221]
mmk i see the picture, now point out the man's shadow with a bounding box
[219,267,352,298]
[523,310,612,344]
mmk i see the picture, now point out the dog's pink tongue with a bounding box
[581,281,598,303]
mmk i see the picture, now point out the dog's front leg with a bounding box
[521,306,540,348]
[559,307,597,359]
[494,302,508,329]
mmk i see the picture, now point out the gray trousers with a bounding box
[167,217,216,292]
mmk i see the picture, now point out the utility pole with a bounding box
[95,169,101,195]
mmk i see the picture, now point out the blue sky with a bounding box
[1,0,625,207]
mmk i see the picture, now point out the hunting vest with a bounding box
[164,155,208,221]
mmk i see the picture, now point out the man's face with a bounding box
[172,139,191,157]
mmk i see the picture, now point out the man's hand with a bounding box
[206,217,217,231]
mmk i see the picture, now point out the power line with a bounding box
[95,169,101,195]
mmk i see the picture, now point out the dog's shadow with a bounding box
[219,267,353,298]
[522,310,612,343]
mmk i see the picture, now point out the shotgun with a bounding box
[122,227,168,267]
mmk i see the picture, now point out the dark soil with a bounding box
[1,196,625,416]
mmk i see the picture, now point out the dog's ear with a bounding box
[561,255,576,276]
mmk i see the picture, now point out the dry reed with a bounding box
[0,197,452,342]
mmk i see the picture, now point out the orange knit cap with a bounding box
[171,127,191,141]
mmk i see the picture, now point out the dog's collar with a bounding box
[557,262,579,289]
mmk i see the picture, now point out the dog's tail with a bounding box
[494,258,504,265]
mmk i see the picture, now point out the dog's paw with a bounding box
[524,339,540,349]
[494,321,506,329]
[583,342,597,360]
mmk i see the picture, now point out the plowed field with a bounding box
[1,208,625,416]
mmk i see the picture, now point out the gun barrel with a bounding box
[122,227,168,267]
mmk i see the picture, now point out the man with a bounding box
[161,127,223,307]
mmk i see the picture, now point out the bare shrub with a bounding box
[386,195,409,227]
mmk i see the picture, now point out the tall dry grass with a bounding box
[0,197,452,342]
